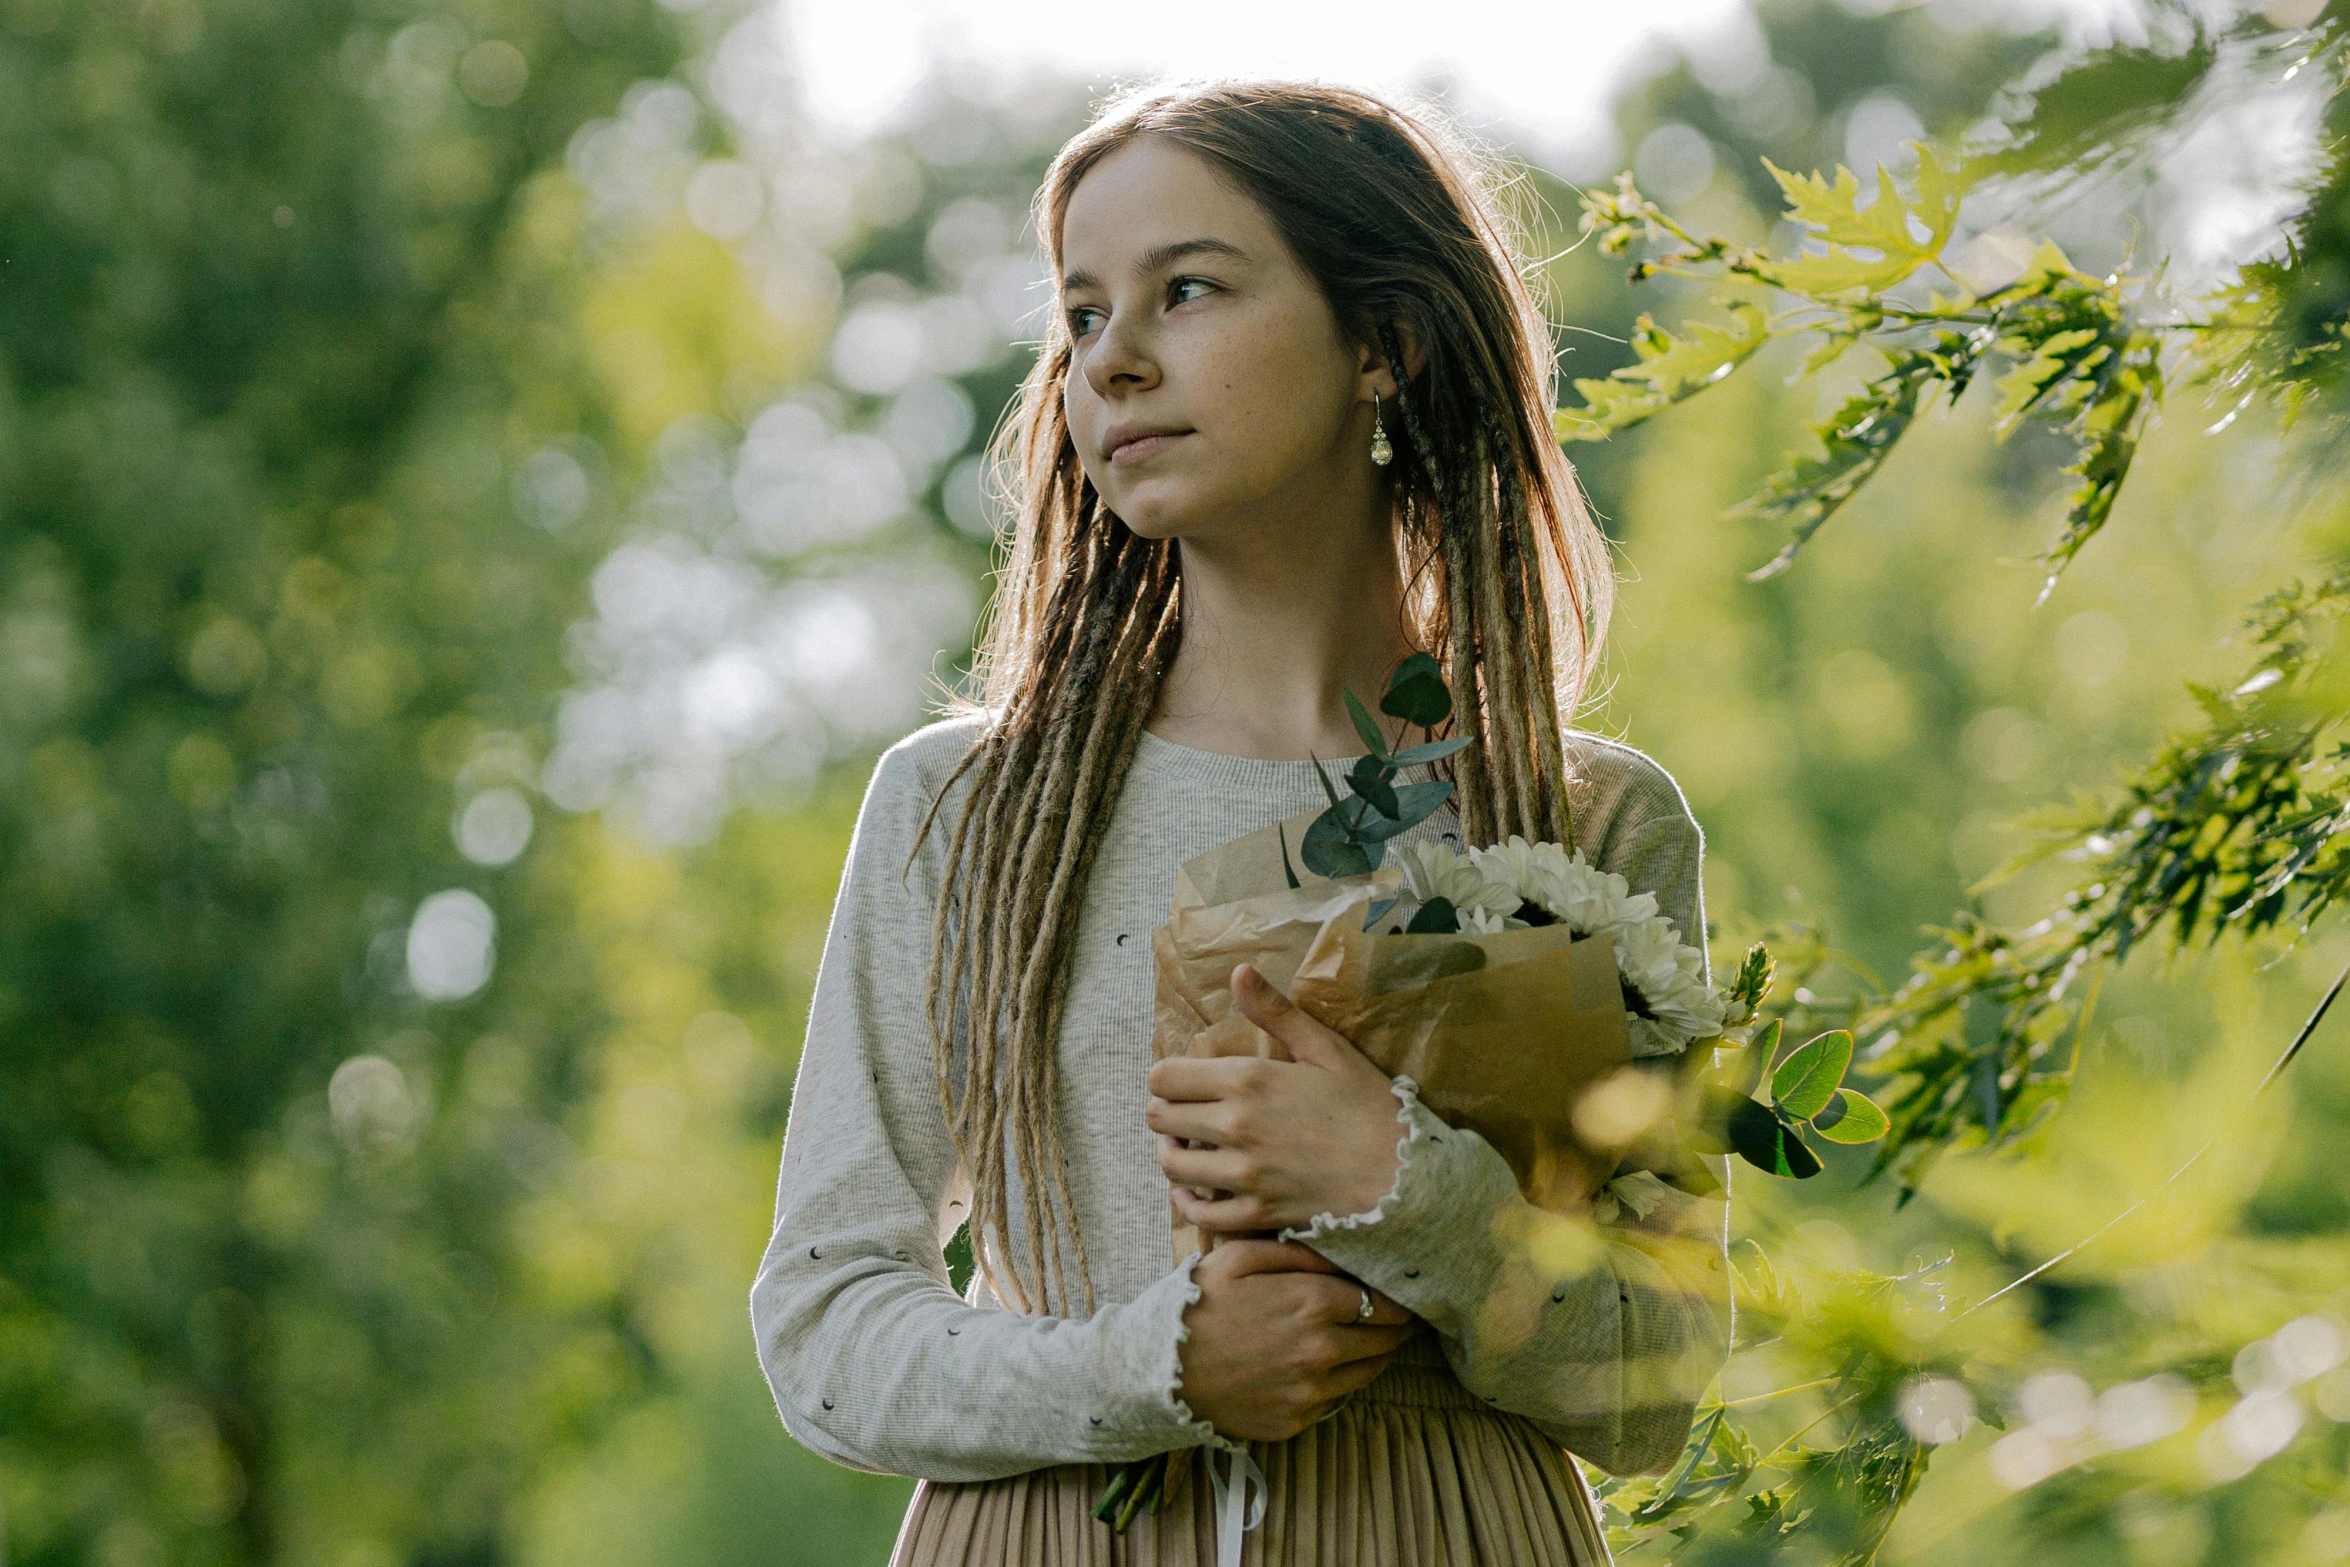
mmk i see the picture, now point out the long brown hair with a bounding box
[922,81,1615,1317]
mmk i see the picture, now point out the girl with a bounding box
[753,80,1728,1565]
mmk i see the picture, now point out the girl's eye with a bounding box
[1169,276,1217,306]
[1068,305,1105,338]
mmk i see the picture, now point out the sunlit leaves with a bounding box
[1858,575,2350,1188]
[1569,135,2195,591]
[1749,144,1963,297]
[1811,1087,1892,1144]
[1743,333,1985,579]
[1591,1244,1968,1561]
[1772,1028,1854,1121]
[1556,302,1769,440]
[2041,329,2160,597]
[1696,1007,1886,1178]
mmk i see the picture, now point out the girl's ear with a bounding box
[1358,322,1428,400]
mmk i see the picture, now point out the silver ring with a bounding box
[1354,1285,1375,1324]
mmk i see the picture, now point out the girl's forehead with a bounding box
[1058,139,1275,267]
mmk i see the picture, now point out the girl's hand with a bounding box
[1175,1238,1418,1441]
[1147,963,1404,1235]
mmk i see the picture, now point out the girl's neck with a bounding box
[1146,517,1417,762]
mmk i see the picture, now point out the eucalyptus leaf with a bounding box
[1809,1087,1890,1145]
[1310,752,1347,809]
[1737,1018,1782,1095]
[1349,753,1401,820]
[1723,1094,1793,1173]
[1353,780,1452,842]
[1734,1105,1824,1179]
[1381,653,1452,728]
[1388,736,1471,768]
[1301,810,1374,878]
[1777,1123,1825,1178]
[1690,1085,1761,1154]
[1342,687,1391,760]
[1405,895,1458,935]
[1771,1029,1854,1121]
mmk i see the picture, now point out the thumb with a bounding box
[1230,963,1360,1070]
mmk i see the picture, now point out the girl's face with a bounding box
[1056,136,1385,544]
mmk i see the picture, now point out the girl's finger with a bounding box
[1170,1184,1266,1232]
[1146,1054,1269,1102]
[1307,1278,1418,1335]
[1212,1238,1341,1276]
[1145,1095,1234,1145]
[1230,964,1367,1070]
[1323,1284,1415,1330]
[1316,1344,1404,1390]
[1158,1138,1254,1192]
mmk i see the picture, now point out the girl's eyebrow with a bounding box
[1061,236,1253,293]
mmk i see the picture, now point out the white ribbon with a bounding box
[1206,1444,1268,1567]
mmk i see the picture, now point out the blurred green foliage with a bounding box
[1570,2,2350,1560]
[10,0,2350,1563]
[0,0,715,1558]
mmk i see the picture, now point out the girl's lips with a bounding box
[1109,432,1186,465]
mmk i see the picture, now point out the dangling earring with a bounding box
[1370,392,1394,467]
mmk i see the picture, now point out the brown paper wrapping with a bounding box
[1155,810,1634,1264]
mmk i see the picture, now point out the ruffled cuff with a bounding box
[1275,1079,1522,1335]
[1119,1250,1245,1458]
[1277,1074,1427,1244]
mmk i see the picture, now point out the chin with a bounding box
[1100,487,1196,542]
[1114,509,1187,542]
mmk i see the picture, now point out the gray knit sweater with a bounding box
[752,717,1729,1484]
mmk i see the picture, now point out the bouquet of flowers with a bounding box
[1145,656,1752,1252]
[1094,657,1882,1532]
[1095,660,1717,1531]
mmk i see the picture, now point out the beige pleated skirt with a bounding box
[889,1334,1612,1566]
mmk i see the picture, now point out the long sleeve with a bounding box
[750,731,1227,1481]
[1284,770,1732,1475]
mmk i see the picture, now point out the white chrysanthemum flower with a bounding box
[1466,835,1536,894]
[1401,832,1730,1053]
[1459,837,1543,922]
[1394,841,1486,910]
[1650,971,1727,1040]
[1433,841,1520,922]
[1613,917,1687,1002]
[1613,916,1725,1042]
[1521,843,1657,936]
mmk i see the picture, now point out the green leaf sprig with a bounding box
[1563,146,2164,600]
[1299,653,1471,880]
[1695,950,1891,1178]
